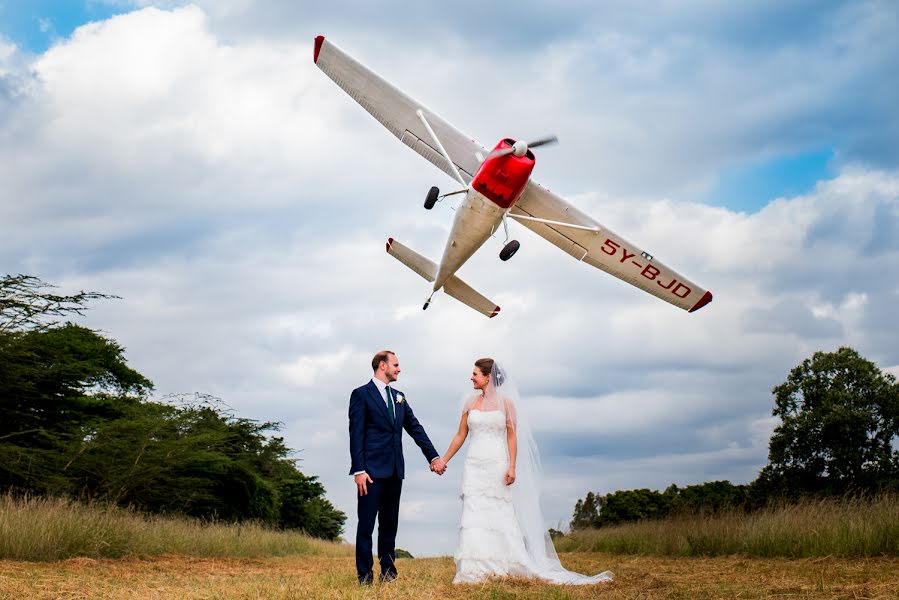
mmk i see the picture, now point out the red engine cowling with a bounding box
[471,139,536,208]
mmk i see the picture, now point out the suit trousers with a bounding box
[355,474,403,578]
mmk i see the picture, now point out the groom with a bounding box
[349,350,446,584]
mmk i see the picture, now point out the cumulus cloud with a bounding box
[1,5,897,556]
[96,0,899,198]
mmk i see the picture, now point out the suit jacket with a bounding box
[348,380,438,479]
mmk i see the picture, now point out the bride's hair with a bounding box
[474,358,505,386]
[474,357,494,376]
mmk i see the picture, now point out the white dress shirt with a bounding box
[371,377,391,408]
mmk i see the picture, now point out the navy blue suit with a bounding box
[349,380,438,580]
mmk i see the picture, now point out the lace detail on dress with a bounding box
[454,410,529,583]
[453,409,613,585]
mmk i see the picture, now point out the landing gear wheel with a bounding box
[424,186,439,210]
[500,240,520,261]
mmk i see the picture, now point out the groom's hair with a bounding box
[372,350,395,371]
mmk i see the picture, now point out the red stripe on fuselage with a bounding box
[471,139,535,209]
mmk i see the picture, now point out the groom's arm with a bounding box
[348,388,367,476]
[401,401,439,464]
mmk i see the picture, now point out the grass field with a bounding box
[2,495,898,598]
[1,553,898,599]
[555,495,899,558]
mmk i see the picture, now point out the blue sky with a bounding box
[704,147,835,211]
[0,0,126,52]
[1,1,897,556]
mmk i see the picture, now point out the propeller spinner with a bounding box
[485,135,558,160]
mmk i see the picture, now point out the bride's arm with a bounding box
[441,413,469,465]
[505,399,517,485]
[505,424,517,485]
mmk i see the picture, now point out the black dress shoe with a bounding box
[358,572,374,585]
[379,570,398,583]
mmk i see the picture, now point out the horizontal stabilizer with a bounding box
[386,238,500,318]
[443,277,501,319]
[386,237,437,282]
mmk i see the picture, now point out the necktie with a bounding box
[385,385,395,425]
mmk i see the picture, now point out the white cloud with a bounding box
[278,347,363,388]
[0,37,16,67]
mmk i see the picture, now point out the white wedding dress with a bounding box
[453,406,613,585]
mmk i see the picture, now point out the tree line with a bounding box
[0,274,346,540]
[569,346,899,530]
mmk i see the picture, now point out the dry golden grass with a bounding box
[1,552,897,599]
[0,495,352,561]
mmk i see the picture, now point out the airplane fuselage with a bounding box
[433,139,536,292]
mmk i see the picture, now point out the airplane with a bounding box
[313,35,713,318]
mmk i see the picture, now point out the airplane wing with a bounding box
[511,181,713,312]
[315,35,712,314]
[314,36,483,184]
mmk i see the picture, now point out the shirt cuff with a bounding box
[352,471,366,476]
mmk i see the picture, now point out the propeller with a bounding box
[484,135,558,160]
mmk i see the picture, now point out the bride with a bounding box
[439,358,613,585]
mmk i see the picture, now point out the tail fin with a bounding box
[386,238,500,318]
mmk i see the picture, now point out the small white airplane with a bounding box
[314,36,713,318]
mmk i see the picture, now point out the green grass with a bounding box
[0,494,352,561]
[554,495,899,558]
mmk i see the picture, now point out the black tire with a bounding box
[424,186,439,210]
[500,240,520,261]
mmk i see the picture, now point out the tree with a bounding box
[594,488,671,527]
[279,475,346,540]
[0,323,152,492]
[570,491,600,530]
[756,347,899,497]
[668,481,749,515]
[58,396,349,537]
[570,481,751,530]
[1,274,116,333]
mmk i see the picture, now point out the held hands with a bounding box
[504,466,516,486]
[355,472,373,496]
[430,457,447,475]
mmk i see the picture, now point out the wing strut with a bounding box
[508,212,601,233]
[416,109,467,186]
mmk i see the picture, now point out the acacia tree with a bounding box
[756,347,899,496]
[1,274,116,333]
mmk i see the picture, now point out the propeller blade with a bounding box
[526,135,558,149]
[485,146,515,160]
[483,135,558,161]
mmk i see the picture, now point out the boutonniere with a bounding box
[395,393,405,404]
